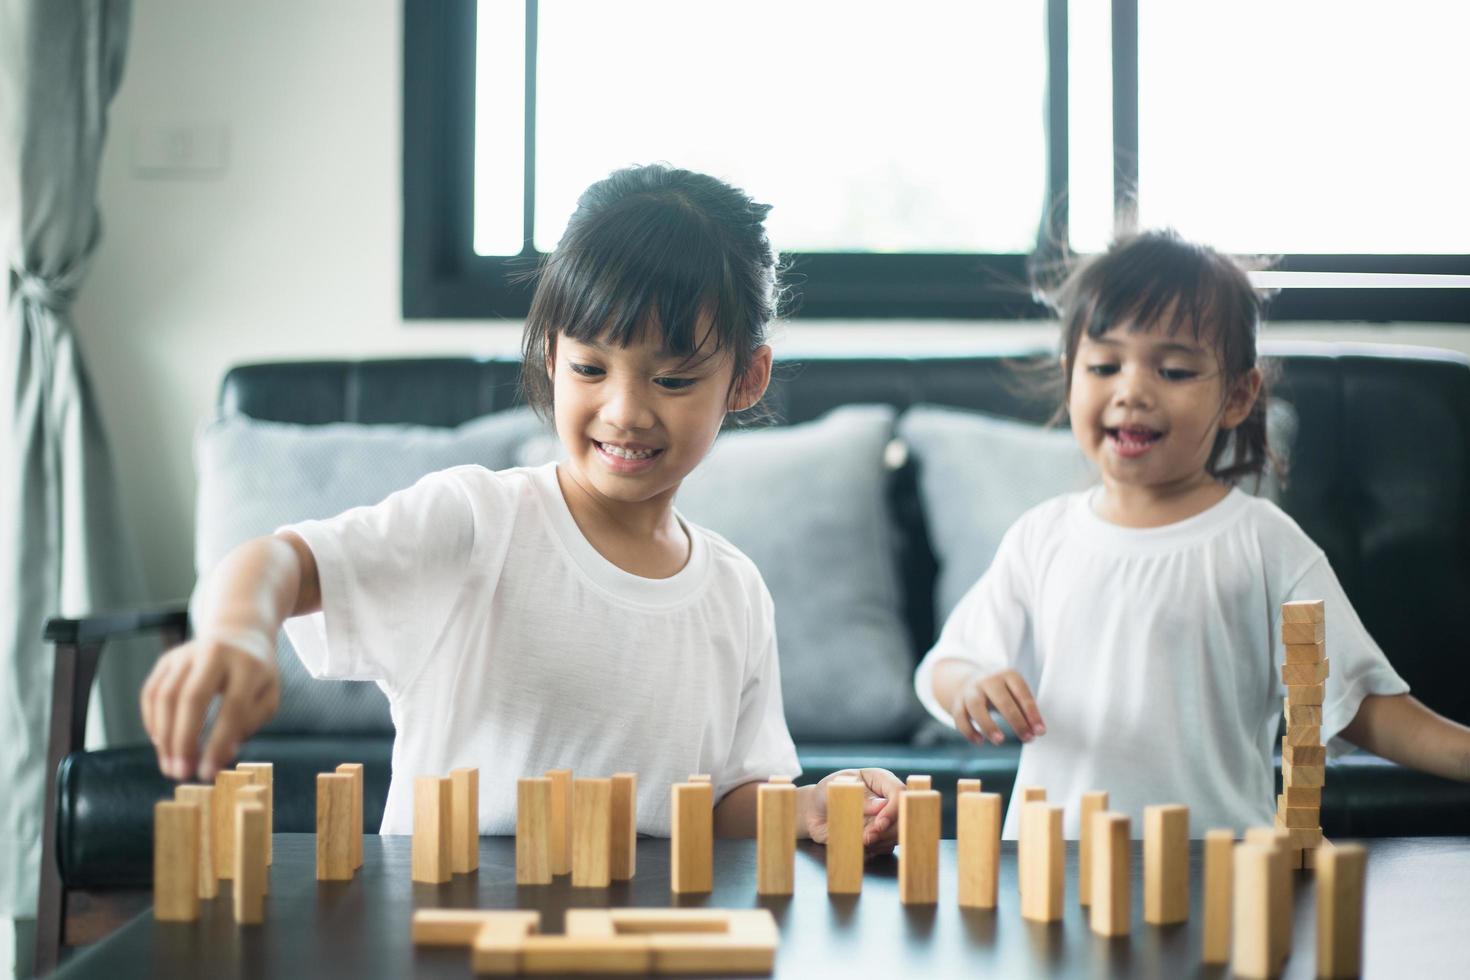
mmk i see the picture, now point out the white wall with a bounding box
[74,0,1470,605]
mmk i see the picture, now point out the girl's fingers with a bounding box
[169,655,227,780]
[982,678,1033,741]
[950,698,986,746]
[962,691,1005,745]
[1003,671,1047,736]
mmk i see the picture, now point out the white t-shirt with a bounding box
[913,487,1408,839]
[280,462,801,836]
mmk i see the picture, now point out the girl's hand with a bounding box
[140,632,281,782]
[948,668,1046,747]
[804,768,904,856]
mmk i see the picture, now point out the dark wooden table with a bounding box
[54,835,1469,978]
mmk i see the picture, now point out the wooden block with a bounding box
[571,777,612,887]
[173,786,217,899]
[1018,785,1046,802]
[1015,784,1046,900]
[1285,703,1323,726]
[470,912,542,974]
[956,778,982,795]
[212,770,252,880]
[1281,599,1324,623]
[688,773,712,783]
[610,772,637,881]
[1089,812,1130,937]
[767,775,793,784]
[316,773,354,881]
[1284,825,1324,849]
[905,774,931,791]
[235,763,274,866]
[1275,794,1320,829]
[1281,659,1330,686]
[519,936,652,974]
[1020,803,1063,922]
[335,763,364,869]
[1284,784,1322,807]
[449,767,479,874]
[1246,827,1294,964]
[412,775,452,884]
[1078,790,1108,907]
[412,908,539,946]
[1232,844,1277,978]
[898,789,940,905]
[516,777,553,885]
[1284,641,1326,665]
[956,791,1001,909]
[1201,829,1233,964]
[237,786,269,894]
[1282,620,1325,644]
[1283,759,1326,788]
[545,768,573,876]
[1143,804,1189,925]
[1282,741,1326,766]
[1285,724,1323,747]
[1286,683,1326,706]
[756,782,796,896]
[153,801,200,922]
[233,802,266,925]
[641,910,779,975]
[671,780,713,894]
[825,780,864,895]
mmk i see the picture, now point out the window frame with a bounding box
[403,0,1470,322]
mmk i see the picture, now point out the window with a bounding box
[405,0,1470,321]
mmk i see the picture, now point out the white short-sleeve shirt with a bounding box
[280,462,800,835]
[914,487,1408,839]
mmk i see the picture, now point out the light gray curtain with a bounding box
[0,0,141,920]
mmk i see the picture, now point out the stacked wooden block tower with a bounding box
[1276,599,1328,868]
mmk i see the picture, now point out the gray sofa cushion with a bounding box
[194,408,547,733]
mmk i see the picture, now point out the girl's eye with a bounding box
[1161,367,1198,381]
[569,362,604,378]
[655,376,696,391]
[1086,363,1119,376]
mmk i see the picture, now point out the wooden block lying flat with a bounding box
[905,774,932,791]
[1282,620,1325,644]
[316,773,355,881]
[1284,641,1326,665]
[1284,825,1324,849]
[234,802,266,925]
[671,780,714,894]
[1283,759,1326,788]
[1281,599,1324,623]
[1285,703,1323,726]
[610,773,637,881]
[173,786,217,898]
[1275,795,1321,830]
[236,763,274,865]
[1282,741,1326,766]
[335,763,365,869]
[212,770,252,880]
[1286,683,1326,706]
[412,776,453,884]
[956,791,1001,909]
[471,912,543,975]
[572,777,613,888]
[1078,790,1108,907]
[450,767,480,874]
[1281,659,1330,685]
[956,778,982,795]
[898,789,940,905]
[1021,803,1063,922]
[412,908,539,946]
[1143,804,1189,925]
[545,769,573,877]
[154,801,200,922]
[1201,829,1233,964]
[1285,724,1323,747]
[756,781,796,896]
[519,935,652,973]
[825,780,864,895]
[516,777,553,885]
[1232,844,1276,978]
[1089,812,1130,937]
[607,909,779,975]
[1284,784,1322,807]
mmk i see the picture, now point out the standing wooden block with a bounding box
[237,786,269,894]
[898,789,940,905]
[516,777,552,885]
[236,762,274,865]
[1232,844,1276,979]
[756,781,796,896]
[1020,803,1063,922]
[173,786,217,899]
[1089,812,1130,937]
[1018,785,1046,803]
[671,780,714,894]
[212,770,252,880]
[1316,843,1365,979]
[233,802,266,924]
[545,768,573,876]
[1143,804,1189,925]
[1281,599,1324,623]
[1016,785,1045,899]
[335,762,364,869]
[450,767,479,874]
[1078,790,1108,906]
[154,801,200,922]
[956,791,1001,909]
[905,774,931,791]
[1201,829,1234,964]
[1246,827,1294,963]
[571,777,613,887]
[825,780,864,895]
[610,772,637,881]
[412,776,453,884]
[316,773,355,881]
[956,778,982,795]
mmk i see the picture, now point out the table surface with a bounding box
[56,835,1470,979]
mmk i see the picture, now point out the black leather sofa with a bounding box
[38,341,1470,966]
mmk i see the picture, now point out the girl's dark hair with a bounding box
[1041,229,1277,484]
[521,164,779,421]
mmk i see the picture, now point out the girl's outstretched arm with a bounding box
[1338,693,1470,782]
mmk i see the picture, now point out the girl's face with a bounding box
[549,323,771,512]
[1067,320,1259,496]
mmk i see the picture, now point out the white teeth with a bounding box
[598,441,657,460]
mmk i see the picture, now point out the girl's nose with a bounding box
[1112,366,1154,407]
[601,381,656,432]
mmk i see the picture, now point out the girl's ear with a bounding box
[1221,366,1264,430]
[729,345,774,412]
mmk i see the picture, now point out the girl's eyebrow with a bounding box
[1088,336,1206,356]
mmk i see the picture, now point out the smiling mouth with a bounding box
[594,440,663,461]
[1105,426,1163,457]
